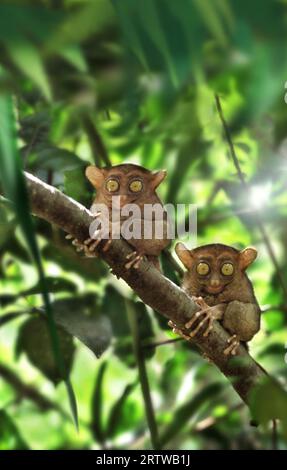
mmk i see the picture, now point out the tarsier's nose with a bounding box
[210,277,220,288]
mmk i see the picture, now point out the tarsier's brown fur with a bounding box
[174,243,261,355]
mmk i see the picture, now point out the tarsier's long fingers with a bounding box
[87,239,102,252]
[126,251,137,260]
[185,308,208,329]
[192,296,209,310]
[66,222,105,257]
[188,313,211,338]
[71,238,84,252]
[224,334,240,356]
[103,239,112,252]
[203,317,215,337]
[125,252,144,270]
[168,321,191,341]
[66,236,87,253]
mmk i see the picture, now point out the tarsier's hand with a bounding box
[223,334,240,356]
[66,212,112,257]
[168,297,225,344]
[184,297,225,338]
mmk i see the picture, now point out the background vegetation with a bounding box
[1,0,287,450]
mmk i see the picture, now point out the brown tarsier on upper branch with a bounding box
[69,164,170,270]
[172,243,261,356]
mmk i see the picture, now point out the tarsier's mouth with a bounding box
[205,285,224,295]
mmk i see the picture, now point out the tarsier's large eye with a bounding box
[129,180,143,193]
[106,179,119,192]
[196,262,210,276]
[221,263,234,276]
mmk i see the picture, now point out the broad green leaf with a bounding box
[16,316,75,385]
[8,42,51,101]
[51,296,112,358]
[249,377,287,441]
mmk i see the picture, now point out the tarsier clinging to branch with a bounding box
[172,243,261,355]
[70,164,170,270]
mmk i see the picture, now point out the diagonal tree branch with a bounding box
[24,171,270,406]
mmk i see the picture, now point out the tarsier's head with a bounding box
[175,243,257,296]
[86,164,166,208]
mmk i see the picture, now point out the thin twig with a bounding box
[143,337,183,349]
[125,300,160,450]
[0,363,68,417]
[215,94,287,301]
[195,403,243,431]
[82,115,111,167]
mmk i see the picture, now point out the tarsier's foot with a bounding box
[65,230,112,258]
[185,298,222,338]
[168,320,191,341]
[125,251,144,270]
[66,212,108,258]
[224,334,240,356]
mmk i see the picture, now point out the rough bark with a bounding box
[24,171,268,405]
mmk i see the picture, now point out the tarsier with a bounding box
[71,164,170,269]
[68,165,260,356]
[172,243,261,355]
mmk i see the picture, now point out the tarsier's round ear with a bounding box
[239,247,257,270]
[175,242,194,270]
[151,170,167,190]
[85,166,105,189]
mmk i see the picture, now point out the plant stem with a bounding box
[125,299,161,450]
[82,115,111,167]
[272,419,278,450]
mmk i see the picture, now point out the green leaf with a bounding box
[64,167,91,206]
[59,45,88,72]
[106,382,136,438]
[91,361,108,444]
[249,377,287,440]
[8,42,51,101]
[47,0,116,48]
[51,296,112,358]
[160,383,223,447]
[102,286,130,338]
[0,411,28,450]
[193,0,228,46]
[29,145,84,171]
[42,242,107,282]
[16,316,75,386]
[0,84,78,428]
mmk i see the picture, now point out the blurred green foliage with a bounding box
[1,0,287,450]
